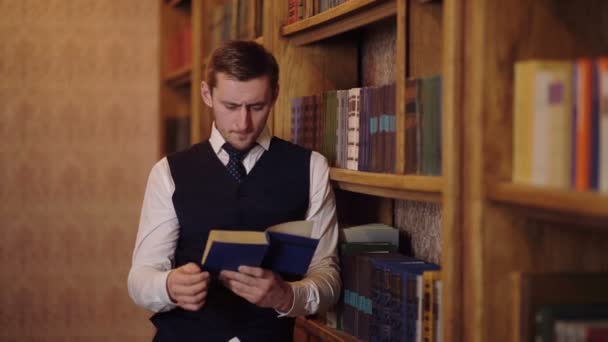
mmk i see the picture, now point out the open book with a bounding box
[201,220,319,276]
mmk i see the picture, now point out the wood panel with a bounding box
[441,0,464,340]
[408,0,443,78]
[294,317,361,342]
[488,182,608,221]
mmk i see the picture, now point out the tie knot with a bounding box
[223,143,250,161]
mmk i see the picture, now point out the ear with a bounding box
[201,81,213,108]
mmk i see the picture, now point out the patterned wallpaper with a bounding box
[394,200,442,265]
[0,1,158,340]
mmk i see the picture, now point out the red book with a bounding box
[574,59,593,191]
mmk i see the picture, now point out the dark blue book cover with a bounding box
[203,242,269,273]
[201,221,318,276]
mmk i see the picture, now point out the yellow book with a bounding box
[423,270,441,342]
[513,62,534,184]
[513,60,573,187]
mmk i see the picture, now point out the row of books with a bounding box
[516,272,608,342]
[210,0,263,52]
[536,304,608,342]
[335,224,442,342]
[290,76,442,175]
[209,2,234,52]
[165,24,192,73]
[512,58,608,192]
[290,84,397,173]
[287,0,348,24]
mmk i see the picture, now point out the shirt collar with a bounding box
[209,122,272,155]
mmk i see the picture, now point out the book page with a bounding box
[202,230,267,264]
[266,220,314,237]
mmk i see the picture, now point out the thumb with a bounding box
[181,262,201,274]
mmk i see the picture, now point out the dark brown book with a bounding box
[405,79,421,174]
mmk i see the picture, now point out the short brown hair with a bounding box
[206,40,279,96]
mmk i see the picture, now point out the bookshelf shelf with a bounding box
[330,168,442,202]
[163,64,192,87]
[487,182,608,220]
[167,0,187,7]
[280,0,396,45]
[295,317,360,342]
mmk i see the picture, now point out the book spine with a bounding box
[599,57,608,192]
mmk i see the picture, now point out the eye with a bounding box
[225,104,239,110]
[250,104,265,111]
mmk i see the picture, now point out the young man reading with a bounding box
[128,40,341,341]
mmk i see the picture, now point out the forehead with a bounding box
[214,73,271,102]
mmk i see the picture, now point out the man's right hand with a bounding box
[167,262,210,311]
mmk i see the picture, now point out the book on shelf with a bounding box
[405,78,421,174]
[371,257,440,342]
[512,57,608,192]
[599,57,608,192]
[421,75,442,176]
[288,81,410,175]
[340,223,399,246]
[347,87,361,171]
[201,220,318,276]
[554,320,608,341]
[512,272,608,342]
[535,303,608,342]
[513,60,573,188]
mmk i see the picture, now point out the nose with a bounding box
[235,105,251,131]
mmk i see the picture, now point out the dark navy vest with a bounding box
[151,137,311,342]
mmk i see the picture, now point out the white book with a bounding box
[347,88,361,170]
[340,223,399,246]
[531,62,572,188]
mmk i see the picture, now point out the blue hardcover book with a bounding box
[384,260,440,342]
[201,220,318,276]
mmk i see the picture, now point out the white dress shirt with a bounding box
[128,123,341,318]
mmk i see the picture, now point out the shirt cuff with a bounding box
[275,282,309,317]
[157,269,177,311]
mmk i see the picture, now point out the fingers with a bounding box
[172,278,209,297]
[167,264,210,311]
[181,262,202,274]
[237,266,266,278]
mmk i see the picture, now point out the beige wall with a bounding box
[0,1,159,340]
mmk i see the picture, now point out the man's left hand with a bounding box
[219,266,293,312]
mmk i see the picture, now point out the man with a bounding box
[128,40,341,341]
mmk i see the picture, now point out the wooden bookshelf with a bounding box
[488,182,608,220]
[281,0,396,45]
[159,0,608,341]
[163,64,192,87]
[330,168,442,202]
[294,317,360,342]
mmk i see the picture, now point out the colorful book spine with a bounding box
[573,59,593,190]
[599,57,608,192]
[405,79,421,174]
[347,88,361,171]
[530,61,573,188]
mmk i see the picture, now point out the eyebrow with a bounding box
[221,101,267,107]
